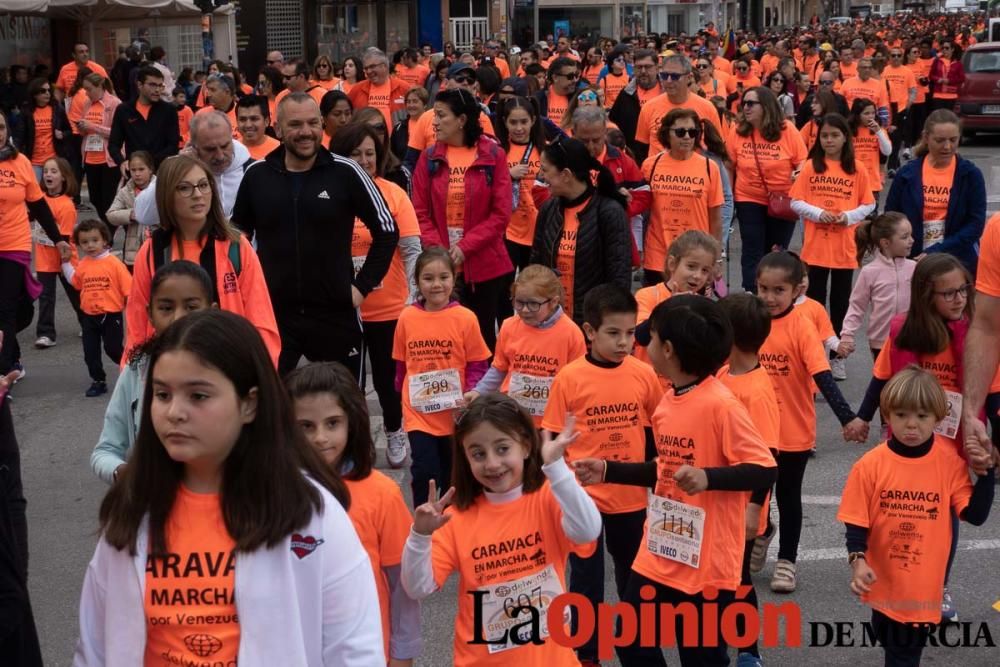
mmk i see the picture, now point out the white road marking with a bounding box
[769,540,1000,563]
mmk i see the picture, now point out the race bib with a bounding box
[646,494,705,569]
[508,372,553,416]
[352,255,382,290]
[935,389,962,440]
[84,134,104,152]
[475,564,567,654]
[448,226,464,248]
[408,368,462,413]
[923,220,944,246]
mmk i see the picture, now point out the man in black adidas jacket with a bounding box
[107,66,178,173]
[232,92,398,377]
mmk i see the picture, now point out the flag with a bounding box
[722,26,737,60]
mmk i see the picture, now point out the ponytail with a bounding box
[855,212,908,265]
[542,137,627,209]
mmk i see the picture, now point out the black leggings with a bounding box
[736,202,797,293]
[738,538,762,657]
[768,448,812,563]
[871,609,931,667]
[806,265,854,336]
[361,319,402,432]
[457,272,512,353]
[83,163,120,224]
[497,240,532,323]
[0,258,27,374]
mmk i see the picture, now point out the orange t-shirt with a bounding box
[408,111,495,152]
[311,77,342,91]
[176,105,193,147]
[641,152,723,272]
[725,74,762,100]
[543,355,663,513]
[760,53,780,77]
[789,158,874,269]
[69,253,133,315]
[34,194,77,273]
[144,486,239,665]
[799,121,818,152]
[556,200,584,318]
[0,154,45,252]
[714,56,733,75]
[429,483,595,667]
[840,62,859,79]
[633,282,673,383]
[345,471,412,662]
[975,213,1000,297]
[505,142,542,246]
[68,89,88,135]
[909,59,934,104]
[631,376,776,594]
[728,123,808,206]
[31,106,56,166]
[545,91,571,125]
[135,101,151,121]
[852,127,886,191]
[194,104,241,140]
[445,145,477,246]
[921,157,956,248]
[759,307,830,451]
[245,135,280,161]
[492,312,586,425]
[796,297,836,343]
[392,303,492,436]
[836,440,972,623]
[717,363,781,537]
[882,65,917,111]
[396,64,430,90]
[636,93,722,155]
[366,80,394,130]
[841,76,889,111]
[602,71,630,109]
[353,177,421,322]
[56,60,108,93]
[83,100,108,165]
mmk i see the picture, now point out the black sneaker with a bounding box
[86,381,108,397]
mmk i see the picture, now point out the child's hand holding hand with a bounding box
[673,465,708,494]
[843,418,869,443]
[849,558,877,596]
[541,414,580,465]
[572,458,606,486]
[413,480,455,536]
[836,340,855,358]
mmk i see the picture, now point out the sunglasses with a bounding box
[453,75,475,85]
[658,71,685,81]
[819,80,835,86]
[771,77,784,83]
[742,100,760,108]
[735,67,749,72]
[577,91,598,102]
[695,63,711,69]
[557,71,579,80]
[671,128,700,138]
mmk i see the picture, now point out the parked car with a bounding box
[956,43,1000,136]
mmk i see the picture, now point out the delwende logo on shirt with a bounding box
[469,584,801,659]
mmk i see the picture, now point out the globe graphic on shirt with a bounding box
[184,633,223,657]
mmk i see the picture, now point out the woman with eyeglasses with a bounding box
[767,72,796,120]
[530,137,631,324]
[339,56,363,95]
[330,123,422,469]
[641,109,726,286]
[726,87,808,292]
[14,78,72,182]
[929,42,965,113]
[412,89,513,350]
[885,109,985,276]
[310,54,340,91]
[123,155,280,363]
[600,48,630,109]
[351,106,411,195]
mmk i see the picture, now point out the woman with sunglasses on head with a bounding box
[641,109,726,287]
[412,89,513,351]
[929,41,965,113]
[560,86,618,135]
[310,54,340,91]
[530,137,631,325]
[726,86,808,293]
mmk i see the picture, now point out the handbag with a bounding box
[749,136,797,221]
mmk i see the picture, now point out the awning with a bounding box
[0,0,234,17]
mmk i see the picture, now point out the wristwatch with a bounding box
[848,551,866,565]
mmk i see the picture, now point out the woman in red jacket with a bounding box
[412,88,513,350]
[929,42,966,113]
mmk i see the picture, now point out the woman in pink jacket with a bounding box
[77,73,122,226]
[411,88,513,350]
[837,212,916,361]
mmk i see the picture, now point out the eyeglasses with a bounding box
[695,63,711,69]
[363,63,385,71]
[577,91,598,102]
[934,284,971,302]
[819,79,835,86]
[175,180,212,198]
[512,297,553,312]
[658,71,685,81]
[369,123,387,133]
[742,100,760,108]
[671,128,700,138]
[890,53,903,58]
[556,71,579,80]
[453,75,476,85]
[317,63,330,68]
[771,77,784,83]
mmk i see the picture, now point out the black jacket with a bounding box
[12,103,72,162]
[608,80,658,163]
[232,146,398,319]
[530,189,632,325]
[795,91,849,129]
[108,99,179,167]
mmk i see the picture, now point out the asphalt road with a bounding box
[13,134,1000,666]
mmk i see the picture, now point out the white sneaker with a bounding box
[34,336,56,348]
[830,357,847,381]
[386,429,409,468]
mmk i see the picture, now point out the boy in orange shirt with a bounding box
[575,295,776,666]
[838,368,993,664]
[62,219,132,396]
[542,284,662,665]
[718,293,781,667]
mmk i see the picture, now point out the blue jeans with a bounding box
[736,201,797,292]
